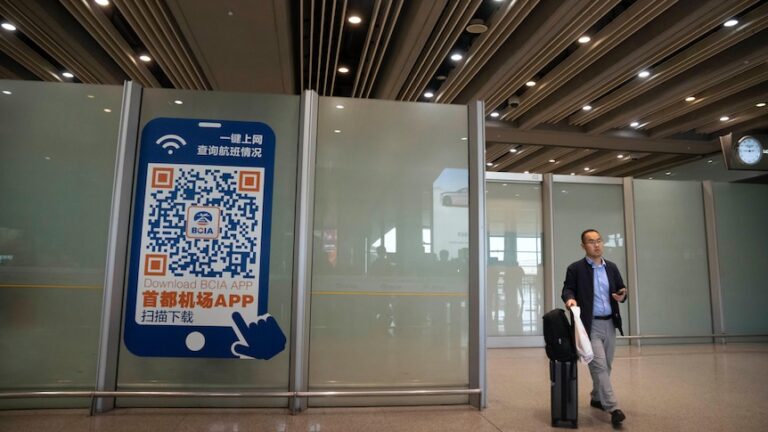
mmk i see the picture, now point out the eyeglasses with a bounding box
[584,239,603,246]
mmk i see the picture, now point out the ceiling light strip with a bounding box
[396,0,462,100]
[529,0,757,128]
[485,1,617,116]
[328,0,347,96]
[352,0,383,97]
[358,0,393,98]
[113,0,189,88]
[316,0,328,93]
[404,0,481,101]
[60,0,159,87]
[0,2,104,83]
[504,0,675,122]
[484,0,617,112]
[647,69,768,135]
[399,0,480,101]
[571,1,768,129]
[546,149,601,175]
[151,1,209,90]
[493,145,543,172]
[0,32,62,81]
[363,0,404,99]
[437,0,537,104]
[512,147,573,173]
[321,0,338,95]
[589,45,768,136]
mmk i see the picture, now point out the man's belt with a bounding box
[593,315,612,320]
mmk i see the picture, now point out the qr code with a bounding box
[141,163,263,279]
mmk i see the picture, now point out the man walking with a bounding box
[562,229,627,426]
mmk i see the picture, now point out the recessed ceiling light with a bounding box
[2,90,11,95]
[617,154,624,159]
[707,159,713,164]
[1,22,16,31]
[103,108,112,113]
[583,167,590,171]
[509,148,518,153]
[62,72,74,78]
[436,75,447,80]
[582,105,592,111]
[637,70,650,78]
[486,162,493,166]
[139,54,151,62]
[348,16,362,24]
[724,19,738,27]
[549,159,556,163]
[757,102,767,107]
[450,53,463,61]
[524,171,530,174]
[685,96,696,102]
[466,19,488,34]
[490,112,500,118]
[174,100,183,105]
[461,137,468,141]
[525,80,536,87]
[665,171,672,176]
[338,66,349,73]
[423,91,434,98]
[336,104,344,109]
[95,0,110,6]
[333,129,341,133]
[87,94,94,98]
[720,116,729,121]
[45,156,51,160]
[578,35,591,44]
[570,172,575,176]
[648,177,654,180]
[630,121,640,128]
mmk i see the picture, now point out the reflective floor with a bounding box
[2,343,767,431]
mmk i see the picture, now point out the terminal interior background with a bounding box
[0,0,767,427]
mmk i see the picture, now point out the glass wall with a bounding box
[552,181,629,336]
[0,80,123,408]
[634,180,711,343]
[712,183,768,338]
[115,88,300,407]
[309,97,469,405]
[486,181,543,342]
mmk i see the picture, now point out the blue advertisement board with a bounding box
[124,118,285,359]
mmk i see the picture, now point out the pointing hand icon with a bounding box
[231,312,287,360]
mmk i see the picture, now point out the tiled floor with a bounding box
[2,343,767,431]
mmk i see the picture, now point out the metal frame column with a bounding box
[94,81,143,413]
[468,100,487,409]
[289,90,319,413]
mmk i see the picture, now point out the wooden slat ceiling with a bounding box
[1,0,767,178]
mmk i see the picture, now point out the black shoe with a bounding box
[590,399,604,410]
[611,409,626,426]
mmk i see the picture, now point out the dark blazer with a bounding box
[561,257,627,337]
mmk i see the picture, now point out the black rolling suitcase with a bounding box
[543,309,578,428]
[550,359,578,428]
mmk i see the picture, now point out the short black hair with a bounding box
[581,229,600,244]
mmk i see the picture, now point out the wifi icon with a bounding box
[155,134,187,155]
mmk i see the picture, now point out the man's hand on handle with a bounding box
[565,299,577,309]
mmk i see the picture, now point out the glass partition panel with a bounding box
[712,183,768,337]
[634,180,711,343]
[486,181,543,342]
[309,97,469,406]
[0,80,122,408]
[552,182,629,335]
[116,88,299,407]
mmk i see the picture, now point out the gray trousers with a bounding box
[588,319,619,412]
